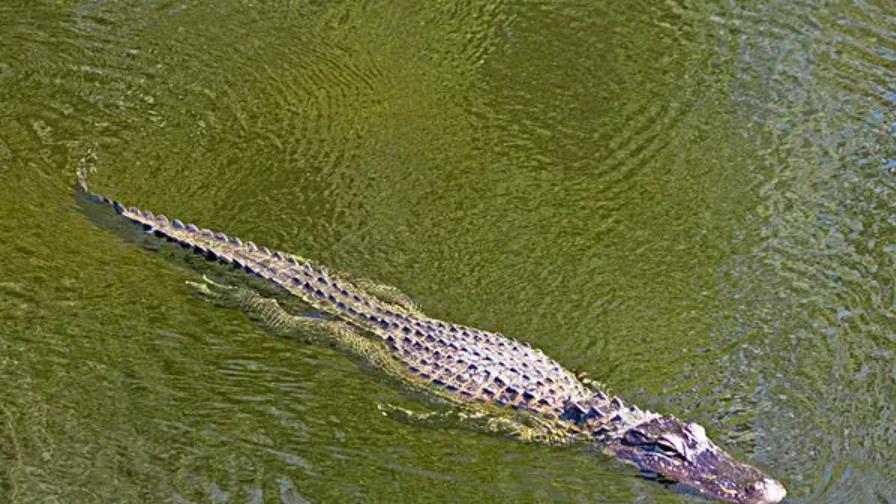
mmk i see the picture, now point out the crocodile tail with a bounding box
[73,150,130,216]
[74,148,96,195]
[73,162,321,309]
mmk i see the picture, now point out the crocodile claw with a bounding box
[187,275,242,308]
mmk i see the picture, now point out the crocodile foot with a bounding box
[186,275,247,310]
[377,402,568,444]
[188,275,332,342]
[352,277,424,316]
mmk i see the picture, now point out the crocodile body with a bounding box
[118,198,608,421]
[76,176,786,504]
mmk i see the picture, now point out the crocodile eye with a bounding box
[655,440,680,456]
[654,435,691,461]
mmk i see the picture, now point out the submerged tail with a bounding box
[72,151,299,283]
[73,149,129,215]
[72,161,340,312]
[74,149,95,195]
[73,148,123,211]
[72,159,393,332]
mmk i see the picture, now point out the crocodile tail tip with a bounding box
[75,166,89,193]
[74,150,96,194]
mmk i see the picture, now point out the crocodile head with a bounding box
[605,416,786,503]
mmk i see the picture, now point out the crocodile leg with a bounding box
[376,402,572,445]
[351,277,424,316]
[188,276,413,374]
[189,277,571,444]
[188,275,331,344]
[187,275,249,310]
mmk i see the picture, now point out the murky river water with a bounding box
[1,1,894,502]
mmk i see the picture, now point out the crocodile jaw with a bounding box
[605,416,786,504]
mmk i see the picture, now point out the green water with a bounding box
[1,1,894,502]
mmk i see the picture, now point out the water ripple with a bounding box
[1,0,895,502]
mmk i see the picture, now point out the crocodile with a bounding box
[74,172,786,504]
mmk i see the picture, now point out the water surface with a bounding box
[1,1,894,502]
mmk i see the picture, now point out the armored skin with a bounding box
[75,175,786,504]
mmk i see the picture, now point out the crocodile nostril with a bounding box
[749,477,787,504]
